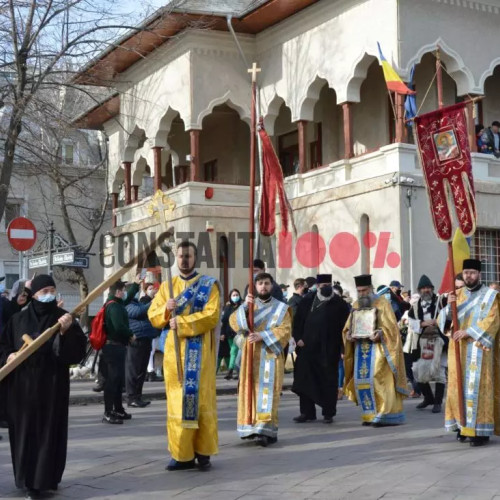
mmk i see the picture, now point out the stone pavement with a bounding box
[2,392,500,500]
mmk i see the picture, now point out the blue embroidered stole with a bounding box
[354,340,377,421]
[236,299,288,423]
[160,275,216,429]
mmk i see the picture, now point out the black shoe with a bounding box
[323,417,334,424]
[195,454,211,470]
[112,409,132,420]
[102,413,123,424]
[362,422,372,426]
[128,400,150,408]
[470,436,489,447]
[255,435,269,447]
[148,372,163,382]
[293,414,316,423]
[166,459,196,471]
[416,400,434,409]
[224,370,233,380]
[431,403,442,413]
[92,384,104,393]
[25,489,41,499]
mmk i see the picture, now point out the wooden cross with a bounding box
[248,62,261,83]
[147,190,176,222]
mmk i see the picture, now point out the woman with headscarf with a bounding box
[0,274,86,498]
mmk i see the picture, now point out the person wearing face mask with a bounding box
[125,282,161,408]
[343,274,407,426]
[406,275,448,413]
[292,274,350,424]
[101,275,141,424]
[219,289,242,380]
[442,259,500,447]
[0,274,86,498]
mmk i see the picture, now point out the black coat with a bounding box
[292,293,350,408]
[219,302,241,358]
[0,300,86,491]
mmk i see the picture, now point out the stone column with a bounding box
[189,130,200,181]
[111,192,119,228]
[342,102,354,159]
[153,146,162,191]
[297,120,308,173]
[132,185,139,202]
[123,161,132,205]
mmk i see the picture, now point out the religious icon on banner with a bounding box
[433,127,461,163]
[414,102,476,242]
[351,308,377,339]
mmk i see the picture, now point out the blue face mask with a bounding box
[384,293,391,301]
[0,283,5,294]
[311,285,317,292]
[37,293,56,303]
[121,292,128,301]
[231,296,240,304]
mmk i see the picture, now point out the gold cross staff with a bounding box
[248,62,261,83]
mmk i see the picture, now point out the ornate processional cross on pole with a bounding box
[147,190,183,384]
[248,62,261,83]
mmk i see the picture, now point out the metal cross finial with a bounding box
[147,190,176,223]
[248,62,261,83]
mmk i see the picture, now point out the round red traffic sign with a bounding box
[7,217,37,251]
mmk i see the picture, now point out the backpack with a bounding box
[89,300,115,350]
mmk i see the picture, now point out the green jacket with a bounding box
[104,283,139,344]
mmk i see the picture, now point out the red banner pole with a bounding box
[437,46,465,427]
[246,63,260,426]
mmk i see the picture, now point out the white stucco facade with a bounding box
[82,0,500,297]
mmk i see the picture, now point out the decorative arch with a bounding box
[132,156,148,186]
[194,92,250,129]
[298,76,331,122]
[342,52,378,103]
[478,57,500,93]
[263,94,286,135]
[404,39,476,96]
[154,107,182,148]
[123,125,146,163]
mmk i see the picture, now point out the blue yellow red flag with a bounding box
[438,228,471,294]
[377,43,416,95]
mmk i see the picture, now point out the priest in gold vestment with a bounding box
[230,272,291,446]
[148,241,220,470]
[440,259,500,446]
[343,274,408,426]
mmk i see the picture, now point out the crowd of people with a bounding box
[1,249,500,498]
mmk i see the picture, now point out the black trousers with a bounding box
[126,337,152,403]
[299,393,336,419]
[102,343,127,414]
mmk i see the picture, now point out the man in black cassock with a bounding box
[292,274,350,423]
[0,274,86,499]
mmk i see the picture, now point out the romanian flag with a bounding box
[438,228,471,294]
[377,43,416,95]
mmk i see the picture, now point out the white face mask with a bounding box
[37,293,56,303]
[147,289,156,298]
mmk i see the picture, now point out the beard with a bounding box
[358,294,374,308]
[421,291,433,302]
[465,277,480,289]
[258,292,271,301]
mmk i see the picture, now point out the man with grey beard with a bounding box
[407,275,448,413]
[343,275,408,426]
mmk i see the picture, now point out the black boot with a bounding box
[416,383,434,409]
[432,383,445,413]
[224,369,233,380]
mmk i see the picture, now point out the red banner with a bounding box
[414,102,476,242]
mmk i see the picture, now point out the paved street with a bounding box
[2,390,500,500]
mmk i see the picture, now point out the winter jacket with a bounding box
[104,283,139,344]
[126,299,161,340]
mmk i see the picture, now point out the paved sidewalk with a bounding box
[68,373,293,405]
[2,392,500,500]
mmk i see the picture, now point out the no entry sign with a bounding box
[7,217,37,251]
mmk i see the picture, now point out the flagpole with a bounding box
[436,46,465,428]
[246,62,260,426]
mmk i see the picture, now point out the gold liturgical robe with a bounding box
[229,298,291,438]
[440,285,500,437]
[343,296,408,424]
[148,273,220,461]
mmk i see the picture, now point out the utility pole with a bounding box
[48,221,55,276]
